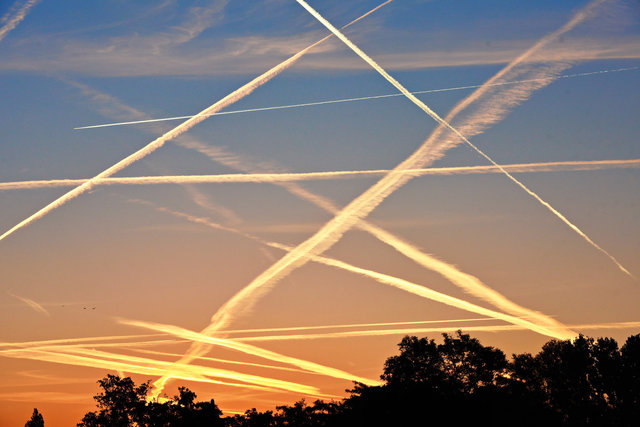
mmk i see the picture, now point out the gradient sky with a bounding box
[1,0,639,425]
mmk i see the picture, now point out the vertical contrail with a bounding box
[0,0,40,43]
[295,0,630,277]
[0,1,393,243]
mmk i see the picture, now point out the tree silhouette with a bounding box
[77,375,223,426]
[24,408,44,427]
[76,332,640,426]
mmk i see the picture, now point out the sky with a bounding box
[1,0,639,424]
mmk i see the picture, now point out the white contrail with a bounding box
[1,346,322,395]
[2,158,638,190]
[120,319,381,387]
[7,292,49,316]
[202,0,615,339]
[148,196,575,396]
[295,0,630,277]
[74,66,639,130]
[0,0,40,43]
[143,202,574,340]
[151,1,615,394]
[234,321,640,342]
[0,1,392,243]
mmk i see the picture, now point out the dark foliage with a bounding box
[77,375,223,427]
[24,408,44,427]
[75,332,640,427]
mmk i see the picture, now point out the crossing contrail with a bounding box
[73,66,639,130]
[0,1,392,243]
[198,0,619,342]
[295,0,630,277]
[149,1,616,395]
[1,158,638,190]
[143,202,575,340]
[0,0,40,43]
[0,346,322,395]
[120,319,381,386]
[63,80,590,353]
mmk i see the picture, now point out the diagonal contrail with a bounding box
[0,0,40,43]
[62,80,589,351]
[196,0,620,342]
[0,0,393,243]
[1,158,638,190]
[296,0,630,277]
[73,66,639,130]
[141,201,574,339]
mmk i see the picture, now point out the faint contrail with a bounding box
[121,319,381,386]
[74,66,639,130]
[7,292,49,316]
[2,158,638,190]
[0,0,40,43]
[0,1,393,243]
[296,0,630,277]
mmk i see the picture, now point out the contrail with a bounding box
[2,158,638,190]
[74,66,639,130]
[200,0,611,339]
[66,78,575,356]
[150,0,618,393]
[234,321,640,342]
[143,202,574,340]
[295,0,631,277]
[0,0,40,43]
[120,319,381,387]
[0,0,393,243]
[1,346,322,395]
[7,292,49,316]
[130,349,310,374]
[0,334,168,349]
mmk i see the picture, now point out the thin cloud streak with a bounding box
[73,66,639,130]
[2,158,638,191]
[0,0,40,43]
[7,292,49,316]
[0,1,392,243]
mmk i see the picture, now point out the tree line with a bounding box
[24,331,640,426]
